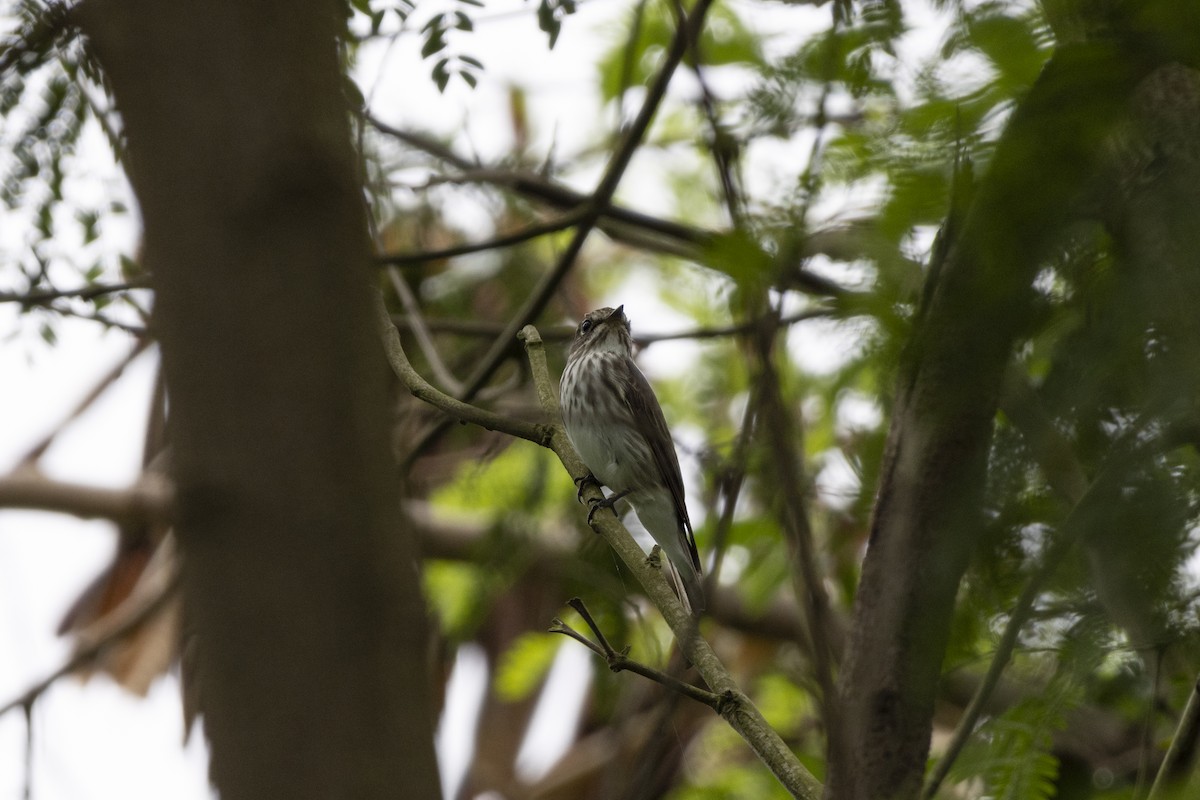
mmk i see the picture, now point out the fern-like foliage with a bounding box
[947,655,1085,800]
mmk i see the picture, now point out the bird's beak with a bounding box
[608,305,625,321]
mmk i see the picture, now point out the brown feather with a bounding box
[619,355,701,573]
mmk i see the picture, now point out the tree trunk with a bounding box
[829,41,1154,800]
[76,2,442,797]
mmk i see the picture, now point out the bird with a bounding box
[559,305,704,614]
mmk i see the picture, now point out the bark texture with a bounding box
[77,3,442,797]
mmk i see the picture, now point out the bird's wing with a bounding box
[621,356,701,573]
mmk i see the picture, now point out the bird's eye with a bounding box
[580,319,594,334]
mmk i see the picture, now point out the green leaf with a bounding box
[421,29,447,59]
[432,58,451,92]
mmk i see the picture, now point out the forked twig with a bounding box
[550,597,730,712]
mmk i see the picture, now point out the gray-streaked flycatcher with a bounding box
[559,305,704,614]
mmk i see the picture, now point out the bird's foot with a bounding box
[586,488,631,526]
[573,474,601,503]
[645,545,662,570]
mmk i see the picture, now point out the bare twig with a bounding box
[43,301,148,335]
[372,291,554,447]
[0,277,149,306]
[702,378,759,598]
[367,118,709,257]
[551,597,728,711]
[385,267,465,396]
[1147,674,1200,800]
[458,0,718,402]
[391,307,834,345]
[376,208,588,267]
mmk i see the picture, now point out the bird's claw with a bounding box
[585,488,630,526]
[574,474,601,503]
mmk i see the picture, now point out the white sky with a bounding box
[0,0,957,796]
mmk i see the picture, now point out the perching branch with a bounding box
[518,323,823,800]
[373,291,555,448]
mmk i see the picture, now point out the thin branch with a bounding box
[519,324,822,800]
[372,291,555,447]
[371,119,871,292]
[1147,674,1200,800]
[400,0,723,467]
[702,377,759,598]
[375,208,588,266]
[0,277,148,306]
[367,117,709,256]
[551,597,729,712]
[672,0,745,228]
[0,469,173,525]
[750,306,844,769]
[459,0,717,402]
[43,301,149,335]
[390,307,835,345]
[385,267,465,396]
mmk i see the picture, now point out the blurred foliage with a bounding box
[8,0,1200,797]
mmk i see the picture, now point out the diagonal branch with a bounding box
[376,207,588,267]
[455,0,718,403]
[400,0,721,466]
[367,118,709,258]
